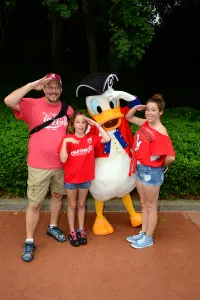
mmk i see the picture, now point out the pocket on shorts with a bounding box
[27,183,44,203]
[138,165,164,186]
[27,167,50,204]
[51,168,65,195]
[140,166,152,183]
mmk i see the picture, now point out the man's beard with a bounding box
[46,96,60,104]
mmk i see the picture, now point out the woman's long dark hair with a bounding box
[146,94,165,111]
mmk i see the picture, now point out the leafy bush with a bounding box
[160,108,200,198]
[0,103,200,198]
[0,103,29,196]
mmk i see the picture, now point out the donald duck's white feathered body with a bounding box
[76,73,142,235]
[90,130,135,201]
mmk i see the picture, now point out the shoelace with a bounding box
[137,236,152,245]
[51,226,60,232]
[51,227,64,236]
[80,229,86,238]
[71,231,77,240]
[25,244,34,252]
[137,236,146,244]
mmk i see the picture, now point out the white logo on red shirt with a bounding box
[135,133,142,151]
[42,113,68,130]
[87,137,92,144]
[71,145,93,156]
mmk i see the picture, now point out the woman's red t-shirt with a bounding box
[133,121,175,167]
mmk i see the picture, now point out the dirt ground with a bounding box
[0,211,200,300]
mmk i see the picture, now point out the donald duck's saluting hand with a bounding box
[76,73,142,235]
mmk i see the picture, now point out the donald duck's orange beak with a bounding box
[89,107,124,131]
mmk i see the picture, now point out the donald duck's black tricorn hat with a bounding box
[76,73,119,98]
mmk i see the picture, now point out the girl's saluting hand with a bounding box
[83,116,100,127]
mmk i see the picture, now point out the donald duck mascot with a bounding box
[76,73,142,235]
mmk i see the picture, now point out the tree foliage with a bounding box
[149,0,198,26]
[42,0,79,19]
[109,0,155,67]
[1,0,198,73]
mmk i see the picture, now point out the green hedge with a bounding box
[0,103,200,198]
[0,104,29,196]
[161,108,200,198]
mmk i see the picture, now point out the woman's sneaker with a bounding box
[21,241,36,262]
[77,229,87,245]
[131,235,153,249]
[126,231,146,243]
[68,231,80,247]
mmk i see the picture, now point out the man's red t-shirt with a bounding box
[58,134,102,183]
[13,97,74,169]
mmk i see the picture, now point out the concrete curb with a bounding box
[0,198,200,212]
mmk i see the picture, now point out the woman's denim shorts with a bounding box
[64,181,91,190]
[136,163,164,186]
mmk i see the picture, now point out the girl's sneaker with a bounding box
[68,231,80,247]
[77,229,87,245]
[126,231,146,243]
[131,235,153,249]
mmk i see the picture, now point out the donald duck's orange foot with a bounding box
[92,217,114,235]
[130,213,142,227]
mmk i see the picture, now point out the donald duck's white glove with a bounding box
[109,90,137,102]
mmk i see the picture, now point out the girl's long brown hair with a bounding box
[67,111,88,134]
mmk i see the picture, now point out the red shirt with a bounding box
[13,97,74,168]
[58,134,102,183]
[133,121,175,168]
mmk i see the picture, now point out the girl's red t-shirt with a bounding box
[58,133,101,183]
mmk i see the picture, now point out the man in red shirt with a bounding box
[4,73,74,262]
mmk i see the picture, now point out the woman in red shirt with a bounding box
[58,112,110,247]
[125,94,175,249]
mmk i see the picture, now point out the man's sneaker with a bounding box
[131,235,153,249]
[77,229,87,245]
[21,241,36,262]
[126,231,146,243]
[46,226,67,242]
[68,231,80,247]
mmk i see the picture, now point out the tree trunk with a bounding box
[51,13,63,72]
[81,0,98,73]
[108,40,122,73]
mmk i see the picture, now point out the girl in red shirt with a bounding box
[125,94,175,249]
[58,112,110,247]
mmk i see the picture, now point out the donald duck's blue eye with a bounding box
[109,98,117,109]
[90,99,102,114]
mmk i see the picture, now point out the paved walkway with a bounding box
[1,198,200,211]
[0,211,200,300]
